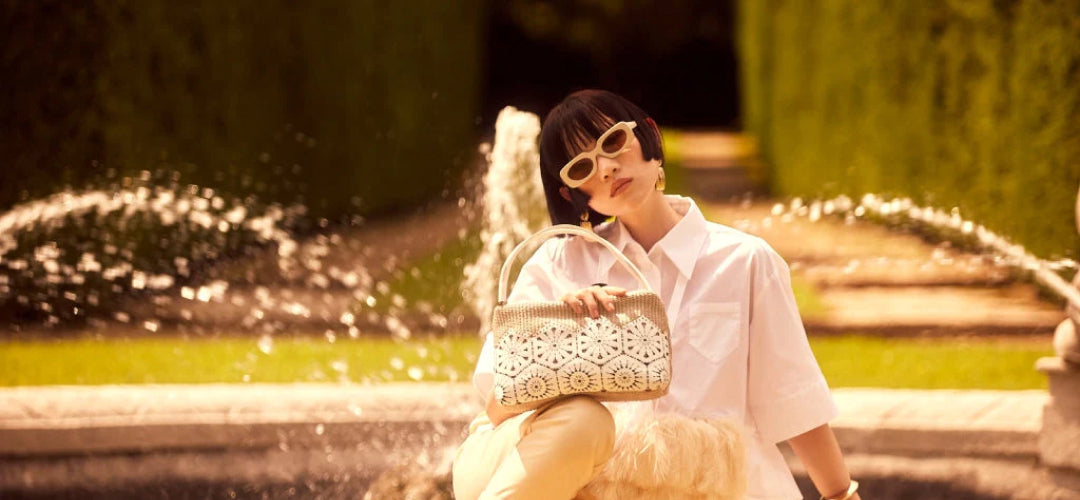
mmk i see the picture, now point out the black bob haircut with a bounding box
[538,89,664,227]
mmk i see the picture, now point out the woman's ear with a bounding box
[559,186,572,202]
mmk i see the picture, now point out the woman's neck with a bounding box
[617,194,682,253]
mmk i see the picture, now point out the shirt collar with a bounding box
[594,195,708,279]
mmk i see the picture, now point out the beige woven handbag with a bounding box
[492,224,672,412]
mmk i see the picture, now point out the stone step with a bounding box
[826,388,1045,458]
[795,259,1015,288]
[787,452,1080,500]
[0,384,478,457]
[810,285,1062,334]
[674,131,758,162]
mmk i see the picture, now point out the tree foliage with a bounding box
[738,0,1080,259]
[0,0,486,219]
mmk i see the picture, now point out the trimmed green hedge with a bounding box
[0,1,485,219]
[737,0,1080,259]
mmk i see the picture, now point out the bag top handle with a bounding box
[497,224,652,304]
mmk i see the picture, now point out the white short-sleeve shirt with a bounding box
[473,195,838,500]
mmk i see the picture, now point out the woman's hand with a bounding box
[485,390,521,427]
[559,284,627,318]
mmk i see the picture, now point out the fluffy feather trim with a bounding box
[582,405,747,500]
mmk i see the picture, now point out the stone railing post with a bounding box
[1035,184,1080,476]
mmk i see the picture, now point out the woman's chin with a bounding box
[599,190,658,218]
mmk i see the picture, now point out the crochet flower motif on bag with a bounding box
[494,315,667,407]
[531,323,578,369]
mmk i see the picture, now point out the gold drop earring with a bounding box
[655,166,666,191]
[579,211,593,231]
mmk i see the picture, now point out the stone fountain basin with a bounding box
[1,383,1072,499]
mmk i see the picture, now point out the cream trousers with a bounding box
[452,396,616,500]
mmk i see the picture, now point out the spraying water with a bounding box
[751,193,1078,304]
[0,107,553,385]
[0,166,450,379]
[462,106,547,334]
[0,177,313,328]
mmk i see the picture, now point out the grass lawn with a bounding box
[0,335,483,386]
[0,334,1052,389]
[811,335,1052,390]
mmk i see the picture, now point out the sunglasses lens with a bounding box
[601,129,628,154]
[566,158,594,181]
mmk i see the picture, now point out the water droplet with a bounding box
[257,335,274,354]
[407,367,423,381]
[314,423,325,436]
[143,320,159,332]
[131,271,147,290]
[389,357,404,370]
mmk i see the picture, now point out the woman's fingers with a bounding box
[562,285,628,318]
[593,288,615,312]
[578,290,600,318]
[603,285,627,296]
[560,293,585,315]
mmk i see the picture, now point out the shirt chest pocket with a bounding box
[687,302,742,363]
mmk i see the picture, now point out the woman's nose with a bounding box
[597,156,620,180]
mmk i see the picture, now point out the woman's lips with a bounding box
[611,178,632,196]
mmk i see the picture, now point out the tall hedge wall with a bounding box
[737,0,1080,260]
[0,1,485,219]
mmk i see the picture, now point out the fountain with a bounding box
[462,106,548,335]
[3,105,1079,498]
[1034,185,1080,489]
[0,107,552,499]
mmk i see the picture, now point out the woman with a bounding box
[453,90,861,500]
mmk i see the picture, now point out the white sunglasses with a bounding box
[559,121,637,188]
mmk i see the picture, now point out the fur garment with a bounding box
[582,403,747,500]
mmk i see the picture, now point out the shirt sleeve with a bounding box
[746,243,838,444]
[471,238,566,399]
